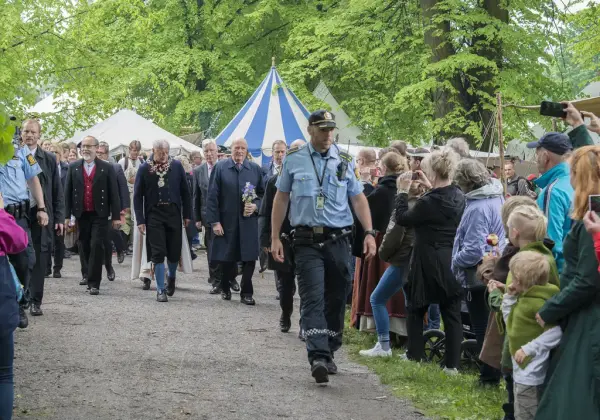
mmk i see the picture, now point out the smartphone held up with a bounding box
[540,101,567,119]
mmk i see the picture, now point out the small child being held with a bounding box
[493,251,561,420]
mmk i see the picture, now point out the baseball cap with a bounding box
[308,110,336,129]
[526,132,572,155]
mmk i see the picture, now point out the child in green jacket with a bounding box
[498,251,561,420]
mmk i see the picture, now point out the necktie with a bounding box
[236,163,241,171]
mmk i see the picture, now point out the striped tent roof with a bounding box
[215,66,310,161]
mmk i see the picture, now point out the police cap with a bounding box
[309,110,336,129]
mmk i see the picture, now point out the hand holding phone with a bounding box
[540,101,566,118]
[589,194,600,214]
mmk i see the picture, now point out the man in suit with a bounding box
[259,140,288,284]
[64,136,121,295]
[193,140,238,294]
[20,120,64,316]
[206,138,264,305]
[134,139,192,302]
[259,139,305,331]
[90,142,130,282]
[46,143,69,279]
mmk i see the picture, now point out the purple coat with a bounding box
[452,179,506,287]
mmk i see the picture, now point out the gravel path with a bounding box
[13,252,423,420]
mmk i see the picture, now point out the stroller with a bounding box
[422,309,480,371]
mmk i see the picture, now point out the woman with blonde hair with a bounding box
[394,148,465,373]
[535,145,600,419]
[351,153,410,338]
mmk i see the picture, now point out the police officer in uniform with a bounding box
[0,133,49,328]
[271,110,376,384]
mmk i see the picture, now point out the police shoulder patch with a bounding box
[26,154,37,166]
[286,144,306,156]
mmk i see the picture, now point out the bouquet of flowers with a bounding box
[242,182,257,204]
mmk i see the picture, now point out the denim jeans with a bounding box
[370,265,404,342]
[424,304,441,330]
[0,332,14,420]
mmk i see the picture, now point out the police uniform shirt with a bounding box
[277,143,362,228]
[0,147,42,206]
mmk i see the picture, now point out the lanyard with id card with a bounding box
[308,149,327,211]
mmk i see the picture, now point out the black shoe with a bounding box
[157,290,168,302]
[117,251,125,264]
[240,295,255,306]
[30,304,43,316]
[327,359,338,375]
[191,252,197,261]
[279,313,291,332]
[231,279,240,293]
[45,268,52,277]
[89,288,99,295]
[53,269,62,278]
[311,359,329,384]
[166,276,176,297]
[142,278,151,290]
[18,307,29,329]
[275,293,280,300]
[221,291,232,300]
[210,286,222,295]
[79,277,88,286]
[502,403,515,420]
[107,267,116,282]
[298,329,305,341]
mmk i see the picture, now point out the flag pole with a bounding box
[497,92,507,196]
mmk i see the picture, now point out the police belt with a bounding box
[4,200,30,219]
[291,226,352,248]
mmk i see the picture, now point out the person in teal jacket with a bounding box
[526,133,574,273]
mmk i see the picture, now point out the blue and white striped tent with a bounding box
[215,65,310,164]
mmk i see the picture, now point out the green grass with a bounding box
[343,318,506,420]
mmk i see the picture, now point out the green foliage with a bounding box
[344,318,506,419]
[1,0,598,147]
[0,110,16,164]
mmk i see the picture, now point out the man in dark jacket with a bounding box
[95,142,130,282]
[259,139,305,331]
[206,138,264,305]
[134,140,191,302]
[46,144,69,278]
[21,119,64,316]
[64,136,121,295]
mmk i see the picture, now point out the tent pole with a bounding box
[496,92,507,196]
[272,56,276,67]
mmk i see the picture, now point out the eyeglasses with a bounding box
[81,144,98,149]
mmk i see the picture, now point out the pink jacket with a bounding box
[0,209,28,256]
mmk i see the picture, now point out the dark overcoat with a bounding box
[206,157,264,262]
[33,148,64,253]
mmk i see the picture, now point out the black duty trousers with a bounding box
[294,238,350,365]
[146,204,182,264]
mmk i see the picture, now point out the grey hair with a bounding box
[453,158,491,193]
[272,139,287,150]
[202,139,216,149]
[446,137,470,158]
[98,141,110,153]
[153,139,170,150]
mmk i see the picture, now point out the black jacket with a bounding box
[352,174,397,257]
[133,159,191,225]
[259,174,293,272]
[59,161,68,190]
[192,162,211,225]
[111,162,130,210]
[65,158,121,220]
[33,148,65,251]
[395,184,465,307]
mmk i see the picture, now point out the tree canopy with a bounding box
[0,0,598,162]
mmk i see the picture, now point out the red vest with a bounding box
[83,165,96,212]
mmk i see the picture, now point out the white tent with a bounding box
[313,81,362,145]
[66,109,202,157]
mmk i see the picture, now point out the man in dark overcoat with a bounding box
[21,119,64,316]
[206,138,264,305]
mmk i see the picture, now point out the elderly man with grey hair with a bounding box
[451,157,505,386]
[446,137,471,159]
[133,139,192,302]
